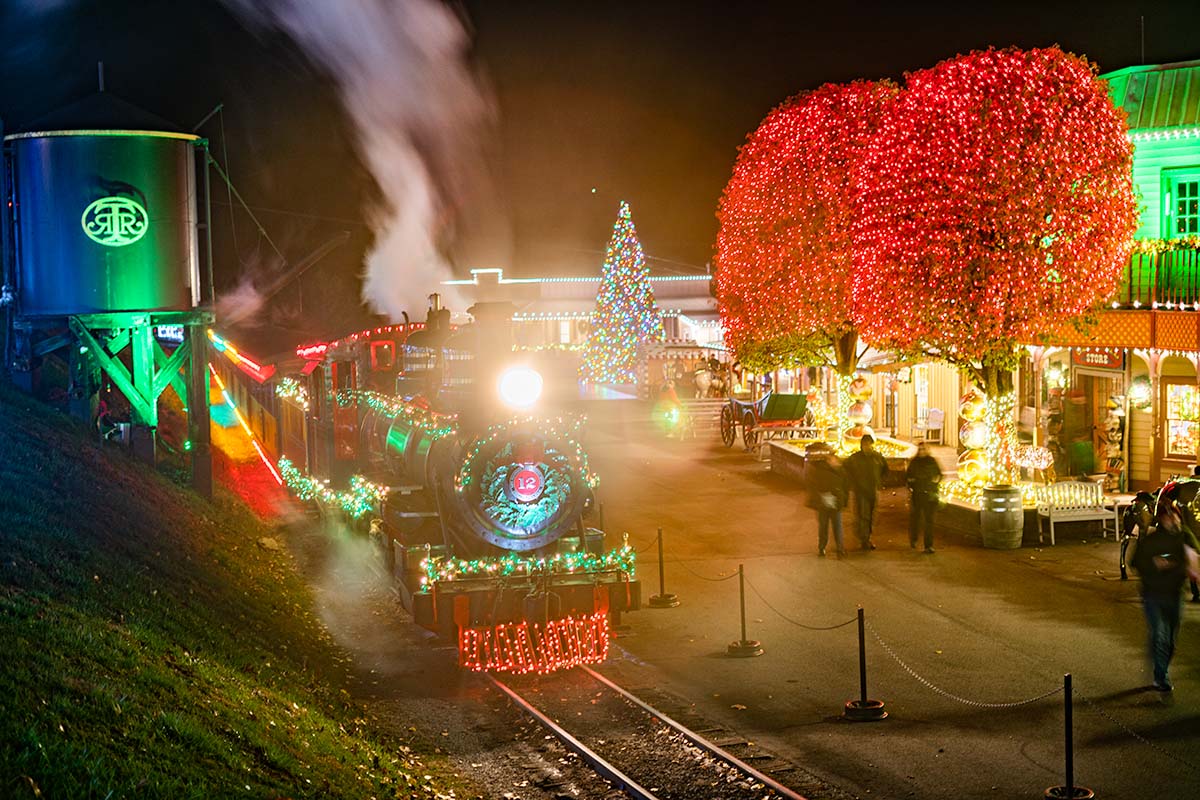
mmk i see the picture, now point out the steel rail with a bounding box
[486,674,661,800]
[580,665,809,800]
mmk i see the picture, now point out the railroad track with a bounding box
[486,666,807,800]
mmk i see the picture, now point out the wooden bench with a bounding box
[1034,481,1119,545]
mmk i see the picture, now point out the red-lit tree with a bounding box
[715,80,897,429]
[852,47,1138,483]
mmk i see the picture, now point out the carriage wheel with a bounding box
[742,412,759,449]
[720,405,736,447]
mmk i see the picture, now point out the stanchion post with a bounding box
[1045,673,1093,799]
[858,606,868,704]
[843,605,887,721]
[649,526,680,608]
[726,563,763,657]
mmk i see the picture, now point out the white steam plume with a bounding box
[224,0,488,319]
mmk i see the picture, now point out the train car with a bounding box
[272,296,639,674]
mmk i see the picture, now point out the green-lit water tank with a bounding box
[6,129,200,316]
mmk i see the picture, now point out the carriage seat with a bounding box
[756,393,808,426]
[1034,480,1119,546]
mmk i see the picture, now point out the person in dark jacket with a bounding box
[906,442,942,553]
[1131,505,1194,691]
[806,444,847,559]
[845,434,888,550]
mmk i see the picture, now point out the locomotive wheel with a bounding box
[720,406,736,447]
[742,412,758,449]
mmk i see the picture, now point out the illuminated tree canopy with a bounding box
[850,46,1138,382]
[715,80,898,372]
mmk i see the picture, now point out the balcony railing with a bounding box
[1112,247,1200,309]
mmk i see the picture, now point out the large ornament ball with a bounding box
[845,424,874,443]
[959,421,989,451]
[848,401,873,425]
[959,387,987,422]
[848,376,873,401]
[957,449,989,486]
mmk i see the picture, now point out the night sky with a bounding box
[3,0,1200,336]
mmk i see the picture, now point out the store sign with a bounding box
[82,196,148,247]
[1071,348,1124,371]
[155,325,185,344]
[508,466,544,502]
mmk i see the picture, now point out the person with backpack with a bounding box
[1131,504,1200,691]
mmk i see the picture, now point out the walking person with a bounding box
[1131,504,1200,691]
[805,443,847,559]
[906,442,943,553]
[845,433,888,550]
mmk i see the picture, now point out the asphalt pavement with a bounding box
[581,399,1200,800]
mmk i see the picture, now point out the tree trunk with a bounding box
[978,358,1017,485]
[832,330,859,443]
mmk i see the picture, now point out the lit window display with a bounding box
[1164,382,1200,458]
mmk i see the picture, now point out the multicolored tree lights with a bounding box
[715,81,896,434]
[850,47,1137,483]
[580,202,665,384]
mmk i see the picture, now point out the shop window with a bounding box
[1163,381,1200,459]
[559,320,571,344]
[1164,170,1200,237]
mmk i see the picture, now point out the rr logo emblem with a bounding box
[82,196,149,247]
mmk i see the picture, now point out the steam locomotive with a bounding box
[268,297,640,673]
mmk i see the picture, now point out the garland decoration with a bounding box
[274,377,310,411]
[420,542,636,587]
[335,389,457,439]
[456,415,595,492]
[278,457,388,518]
[480,444,570,531]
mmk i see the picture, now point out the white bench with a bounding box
[1034,481,1119,545]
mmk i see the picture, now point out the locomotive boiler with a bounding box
[276,297,639,673]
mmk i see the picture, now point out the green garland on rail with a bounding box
[420,542,636,587]
[278,457,388,518]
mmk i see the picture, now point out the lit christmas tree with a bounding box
[580,202,665,384]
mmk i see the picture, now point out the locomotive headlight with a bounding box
[498,366,543,409]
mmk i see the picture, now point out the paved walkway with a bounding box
[581,400,1199,800]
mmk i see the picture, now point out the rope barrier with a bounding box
[665,555,739,583]
[1074,690,1200,774]
[865,620,1064,709]
[634,529,660,555]
[743,576,857,631]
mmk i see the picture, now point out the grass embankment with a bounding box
[0,384,462,798]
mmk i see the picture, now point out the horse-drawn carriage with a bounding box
[719,391,821,450]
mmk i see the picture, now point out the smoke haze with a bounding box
[224,0,493,319]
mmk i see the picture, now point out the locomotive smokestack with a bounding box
[428,293,441,312]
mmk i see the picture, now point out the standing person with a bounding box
[906,442,943,553]
[845,433,888,550]
[805,444,847,559]
[1131,505,1199,691]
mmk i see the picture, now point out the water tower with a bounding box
[1,81,214,494]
